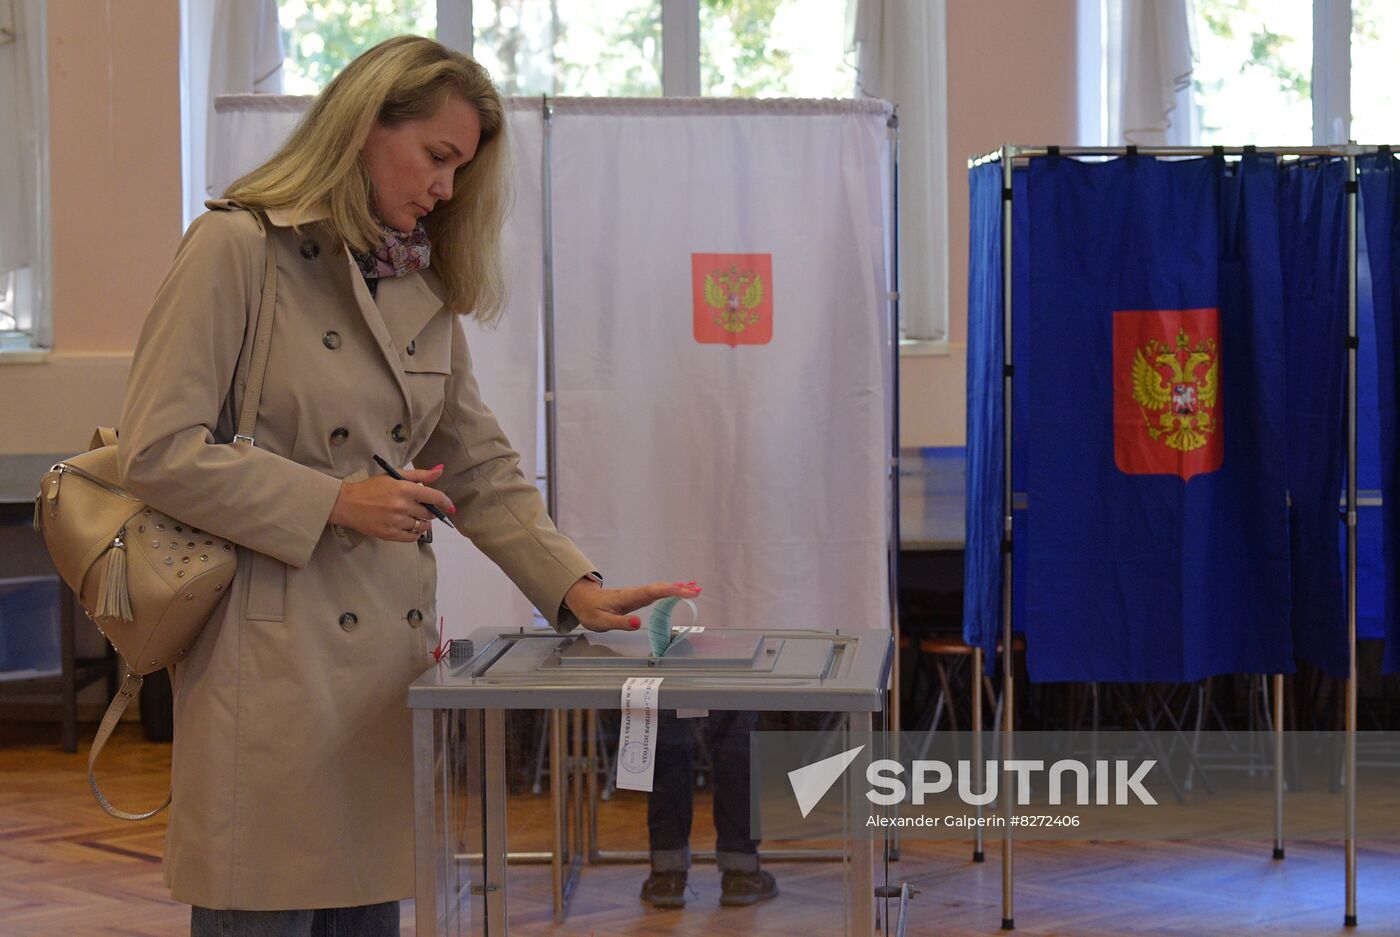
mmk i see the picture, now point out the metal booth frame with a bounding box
[967,142,1373,931]
[528,96,905,924]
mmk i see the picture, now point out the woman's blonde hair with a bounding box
[225,36,510,322]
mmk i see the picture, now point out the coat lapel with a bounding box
[374,272,446,355]
[341,246,416,422]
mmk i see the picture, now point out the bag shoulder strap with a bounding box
[89,217,277,821]
[234,212,279,446]
[88,672,170,821]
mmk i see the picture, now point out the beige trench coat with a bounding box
[117,202,595,910]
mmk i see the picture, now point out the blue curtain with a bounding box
[1360,152,1400,673]
[1279,159,1350,676]
[962,163,1005,664]
[1018,155,1294,682]
[1357,185,1387,646]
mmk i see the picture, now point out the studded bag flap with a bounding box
[33,211,279,820]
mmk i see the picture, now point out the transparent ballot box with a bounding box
[407,626,891,937]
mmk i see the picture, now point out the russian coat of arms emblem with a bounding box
[691,253,774,346]
[1112,308,1223,480]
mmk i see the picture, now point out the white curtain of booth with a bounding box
[207,95,542,639]
[430,103,543,640]
[549,98,892,633]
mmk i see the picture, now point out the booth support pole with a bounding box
[1345,150,1359,929]
[550,709,566,922]
[1273,673,1285,860]
[888,110,902,732]
[541,96,559,523]
[886,109,903,868]
[483,710,510,933]
[999,144,1016,932]
[972,646,985,862]
[537,95,584,922]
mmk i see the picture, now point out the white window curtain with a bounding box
[1104,0,1198,146]
[847,0,948,343]
[0,0,47,344]
[181,0,283,226]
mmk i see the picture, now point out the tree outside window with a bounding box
[278,0,437,95]
[274,0,852,99]
[1192,0,1312,145]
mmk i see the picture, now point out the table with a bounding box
[0,492,118,751]
[407,626,892,937]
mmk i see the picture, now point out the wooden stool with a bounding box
[913,634,1026,733]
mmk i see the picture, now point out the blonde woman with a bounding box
[118,36,699,936]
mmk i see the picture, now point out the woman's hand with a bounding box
[329,464,457,542]
[563,579,701,633]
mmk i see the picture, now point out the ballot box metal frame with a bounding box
[408,626,892,937]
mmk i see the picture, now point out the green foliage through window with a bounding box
[279,0,437,95]
[1191,0,1312,144]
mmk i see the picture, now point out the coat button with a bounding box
[322,330,341,350]
[300,239,320,259]
[339,612,358,631]
[330,427,350,445]
[406,340,416,356]
[407,609,424,628]
[391,423,407,443]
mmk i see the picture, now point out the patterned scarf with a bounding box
[351,220,432,281]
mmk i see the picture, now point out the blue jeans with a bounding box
[646,709,760,873]
[190,901,399,936]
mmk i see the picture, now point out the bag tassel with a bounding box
[95,535,133,623]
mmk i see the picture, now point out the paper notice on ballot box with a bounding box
[616,676,664,792]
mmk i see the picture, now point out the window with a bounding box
[1085,0,1396,147]
[1351,0,1399,144]
[700,0,854,97]
[273,1,852,99]
[280,0,438,94]
[0,0,50,353]
[472,0,663,96]
[1192,0,1312,145]
[468,0,852,98]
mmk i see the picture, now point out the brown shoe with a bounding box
[720,868,778,907]
[640,870,688,909]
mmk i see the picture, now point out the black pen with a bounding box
[372,454,451,523]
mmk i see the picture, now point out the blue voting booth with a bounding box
[965,151,1400,684]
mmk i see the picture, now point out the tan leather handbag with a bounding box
[34,211,278,819]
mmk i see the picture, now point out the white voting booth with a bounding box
[210,94,894,638]
[209,94,898,935]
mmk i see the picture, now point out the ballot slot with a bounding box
[556,629,764,669]
[452,629,846,681]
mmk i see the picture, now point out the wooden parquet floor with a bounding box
[3,721,1400,936]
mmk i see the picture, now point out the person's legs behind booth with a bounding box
[642,709,777,908]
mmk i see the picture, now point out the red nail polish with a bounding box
[448,505,457,514]
[433,463,444,471]
[630,616,641,628]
